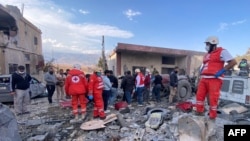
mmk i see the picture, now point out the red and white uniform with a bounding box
[64,69,88,115]
[196,47,232,119]
[135,72,145,88]
[88,73,105,118]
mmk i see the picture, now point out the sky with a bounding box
[1,0,250,64]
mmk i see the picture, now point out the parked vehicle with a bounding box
[220,75,250,105]
[0,74,47,103]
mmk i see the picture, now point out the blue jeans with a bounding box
[153,84,161,102]
[109,87,118,105]
[102,90,110,111]
[124,90,132,104]
[136,87,144,105]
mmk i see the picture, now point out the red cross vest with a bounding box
[201,47,224,75]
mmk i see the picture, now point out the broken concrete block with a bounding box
[178,115,206,141]
[0,103,21,141]
[221,103,248,114]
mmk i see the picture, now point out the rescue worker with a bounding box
[64,64,88,122]
[169,66,179,103]
[195,36,237,139]
[88,69,106,119]
[134,68,145,106]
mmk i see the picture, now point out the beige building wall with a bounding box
[108,53,117,75]
[0,5,43,80]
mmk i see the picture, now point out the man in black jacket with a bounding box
[108,70,118,107]
[169,66,179,103]
[10,65,32,115]
[120,70,135,106]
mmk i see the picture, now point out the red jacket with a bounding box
[135,72,145,87]
[144,74,151,88]
[201,47,224,75]
[88,73,104,94]
[64,69,87,95]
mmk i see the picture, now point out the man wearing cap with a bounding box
[195,36,237,139]
[65,64,88,122]
[10,65,32,115]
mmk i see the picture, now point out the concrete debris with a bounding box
[220,102,248,114]
[0,103,21,141]
[1,93,249,141]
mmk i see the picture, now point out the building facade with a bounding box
[0,4,44,79]
[109,43,205,76]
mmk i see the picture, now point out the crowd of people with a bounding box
[10,36,237,138]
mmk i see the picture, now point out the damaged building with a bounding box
[108,43,205,76]
[0,4,44,79]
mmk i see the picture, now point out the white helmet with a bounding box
[146,68,150,73]
[205,36,219,45]
[135,68,140,73]
[73,64,81,70]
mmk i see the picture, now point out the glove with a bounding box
[215,69,226,78]
[88,95,93,100]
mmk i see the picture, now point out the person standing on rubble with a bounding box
[102,70,112,113]
[144,68,151,104]
[121,70,135,106]
[169,66,179,103]
[195,36,237,138]
[64,64,88,122]
[134,68,145,106]
[55,69,66,101]
[88,69,106,119]
[108,70,118,108]
[44,67,57,104]
[152,71,163,103]
[10,65,32,116]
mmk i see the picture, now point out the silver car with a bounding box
[0,74,47,103]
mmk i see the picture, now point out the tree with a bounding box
[43,58,55,72]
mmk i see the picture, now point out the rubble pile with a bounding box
[2,95,250,141]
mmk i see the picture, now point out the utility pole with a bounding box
[102,35,108,71]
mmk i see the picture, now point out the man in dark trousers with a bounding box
[169,66,179,103]
[108,70,118,108]
[10,65,32,115]
[120,70,135,106]
[152,71,162,103]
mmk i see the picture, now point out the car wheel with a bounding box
[177,79,192,101]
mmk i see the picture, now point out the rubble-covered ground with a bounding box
[4,91,250,141]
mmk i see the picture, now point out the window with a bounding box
[24,54,30,61]
[162,56,175,65]
[8,64,18,74]
[161,67,174,74]
[34,36,38,45]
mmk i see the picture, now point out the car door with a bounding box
[29,78,39,98]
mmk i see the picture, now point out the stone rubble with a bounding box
[1,93,250,141]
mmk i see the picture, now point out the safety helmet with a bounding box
[205,36,219,45]
[73,64,81,70]
[146,68,150,73]
[135,68,140,73]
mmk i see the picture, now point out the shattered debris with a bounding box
[1,93,249,141]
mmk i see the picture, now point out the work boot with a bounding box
[70,114,79,123]
[205,118,216,140]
